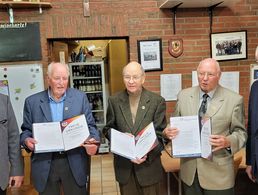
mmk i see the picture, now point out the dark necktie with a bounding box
[199,93,209,130]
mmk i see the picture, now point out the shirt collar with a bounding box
[48,88,66,103]
[199,87,216,100]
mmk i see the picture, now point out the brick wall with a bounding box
[0,0,257,119]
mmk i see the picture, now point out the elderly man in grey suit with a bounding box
[163,58,247,195]
[20,62,100,195]
[0,93,23,195]
[103,61,167,195]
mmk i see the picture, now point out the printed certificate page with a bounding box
[33,122,64,153]
[201,118,212,159]
[110,129,135,159]
[33,115,90,153]
[135,122,157,159]
[61,115,90,151]
[110,122,157,160]
[170,116,201,157]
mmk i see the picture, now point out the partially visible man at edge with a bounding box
[20,62,100,195]
[246,79,258,183]
[163,58,247,195]
[0,93,24,195]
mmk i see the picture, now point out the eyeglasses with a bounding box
[123,75,142,82]
[52,77,69,83]
[197,72,217,78]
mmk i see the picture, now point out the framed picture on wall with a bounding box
[137,39,163,72]
[250,64,258,86]
[210,30,247,61]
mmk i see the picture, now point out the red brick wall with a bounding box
[0,0,257,119]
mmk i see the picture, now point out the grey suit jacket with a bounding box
[0,94,23,190]
[174,85,247,190]
[20,88,100,192]
[103,88,167,186]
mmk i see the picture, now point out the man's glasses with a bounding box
[123,75,142,82]
[197,72,217,78]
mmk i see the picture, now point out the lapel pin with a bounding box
[142,106,145,110]
[65,107,68,111]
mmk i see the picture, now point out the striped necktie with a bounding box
[199,93,209,130]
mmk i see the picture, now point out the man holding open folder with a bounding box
[20,62,100,195]
[103,61,167,195]
[163,58,247,195]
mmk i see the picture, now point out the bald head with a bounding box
[197,58,221,93]
[122,61,145,95]
[122,61,145,76]
[197,58,221,74]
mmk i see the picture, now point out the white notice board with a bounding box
[0,64,44,131]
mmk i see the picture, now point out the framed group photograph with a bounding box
[137,39,163,72]
[210,30,247,61]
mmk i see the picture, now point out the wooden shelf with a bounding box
[0,1,52,9]
[159,0,240,9]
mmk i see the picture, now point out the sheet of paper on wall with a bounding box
[220,72,239,93]
[170,116,202,157]
[110,122,158,160]
[160,74,182,101]
[33,114,90,153]
[192,71,239,93]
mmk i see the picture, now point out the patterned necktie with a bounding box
[199,93,209,130]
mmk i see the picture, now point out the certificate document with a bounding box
[170,116,212,159]
[33,114,90,153]
[200,119,212,159]
[170,116,201,157]
[110,122,158,160]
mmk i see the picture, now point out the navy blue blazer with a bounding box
[246,80,258,178]
[20,88,100,192]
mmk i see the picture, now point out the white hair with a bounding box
[47,62,70,77]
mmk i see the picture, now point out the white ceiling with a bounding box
[159,0,240,9]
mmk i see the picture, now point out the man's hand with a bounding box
[9,176,24,188]
[209,135,230,152]
[246,165,256,183]
[131,155,147,164]
[81,138,99,156]
[162,126,179,140]
[24,137,37,151]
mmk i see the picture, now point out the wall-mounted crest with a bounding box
[168,38,183,58]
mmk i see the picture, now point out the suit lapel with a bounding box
[118,91,134,131]
[206,86,224,118]
[39,91,52,122]
[133,89,150,134]
[63,89,73,120]
[190,87,200,115]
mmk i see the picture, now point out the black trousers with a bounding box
[0,188,6,195]
[40,153,87,195]
[119,171,160,195]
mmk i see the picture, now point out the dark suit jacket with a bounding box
[20,88,100,192]
[103,88,167,186]
[246,80,258,179]
[0,94,23,190]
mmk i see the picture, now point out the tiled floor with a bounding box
[90,153,120,195]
